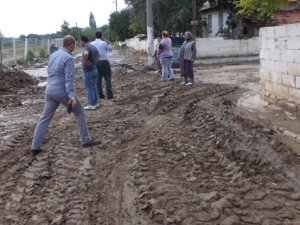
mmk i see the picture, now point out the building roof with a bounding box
[272,9,300,24]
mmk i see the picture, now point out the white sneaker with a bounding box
[84,105,97,110]
[186,82,194,86]
[180,81,187,85]
[96,103,100,108]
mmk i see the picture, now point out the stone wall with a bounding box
[260,23,300,112]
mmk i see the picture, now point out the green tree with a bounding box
[61,20,70,35]
[89,12,97,29]
[234,0,288,17]
[19,34,26,41]
[129,22,145,35]
[105,28,120,42]
[124,0,205,37]
[69,27,83,41]
[82,27,97,41]
[109,9,133,41]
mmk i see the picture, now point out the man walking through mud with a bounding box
[91,31,114,99]
[31,35,100,156]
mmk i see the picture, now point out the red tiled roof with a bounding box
[272,10,300,24]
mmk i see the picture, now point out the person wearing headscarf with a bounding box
[179,31,197,85]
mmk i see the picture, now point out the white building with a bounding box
[199,2,230,38]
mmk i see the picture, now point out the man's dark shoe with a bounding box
[32,149,43,156]
[99,94,106,99]
[82,139,101,148]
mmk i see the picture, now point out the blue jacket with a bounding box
[46,48,75,98]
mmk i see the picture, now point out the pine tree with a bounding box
[89,12,97,29]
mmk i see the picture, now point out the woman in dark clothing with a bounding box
[179,31,197,85]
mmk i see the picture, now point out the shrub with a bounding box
[39,48,47,58]
[26,50,36,62]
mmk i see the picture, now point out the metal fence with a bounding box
[0,38,63,64]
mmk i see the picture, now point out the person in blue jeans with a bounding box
[80,36,100,109]
[31,35,100,156]
[158,30,174,81]
[91,31,114,99]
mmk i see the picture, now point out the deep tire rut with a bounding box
[1,53,300,224]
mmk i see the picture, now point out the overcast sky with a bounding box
[0,0,127,38]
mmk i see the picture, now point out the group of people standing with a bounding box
[30,30,198,156]
[155,30,197,85]
[80,31,114,110]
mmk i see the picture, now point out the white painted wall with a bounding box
[260,23,300,112]
[125,37,259,58]
[197,37,259,58]
[125,37,148,53]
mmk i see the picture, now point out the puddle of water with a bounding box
[24,67,48,87]
[22,99,44,105]
[24,67,48,78]
[38,81,47,87]
[237,92,269,110]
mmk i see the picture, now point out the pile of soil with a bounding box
[0,69,41,107]
[0,69,37,94]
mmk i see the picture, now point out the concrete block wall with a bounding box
[197,37,259,58]
[125,37,147,53]
[125,37,259,58]
[260,23,300,112]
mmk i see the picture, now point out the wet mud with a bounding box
[1,48,300,225]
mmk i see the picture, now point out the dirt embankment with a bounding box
[1,49,300,225]
[0,69,40,107]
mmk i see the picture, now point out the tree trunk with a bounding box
[0,36,2,65]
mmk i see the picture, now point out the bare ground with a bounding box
[1,48,300,225]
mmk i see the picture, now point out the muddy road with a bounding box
[1,48,300,225]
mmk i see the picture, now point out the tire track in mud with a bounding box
[2,56,300,224]
[127,81,300,225]
[0,107,98,225]
[108,69,300,224]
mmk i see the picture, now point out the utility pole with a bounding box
[191,0,197,39]
[113,0,118,12]
[146,0,155,67]
[0,30,3,65]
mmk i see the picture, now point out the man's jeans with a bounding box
[96,60,113,98]
[160,57,174,81]
[84,69,99,106]
[31,94,92,150]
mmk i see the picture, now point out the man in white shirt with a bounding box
[91,31,114,99]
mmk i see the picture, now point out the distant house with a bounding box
[199,2,230,37]
[198,1,258,38]
[199,0,300,39]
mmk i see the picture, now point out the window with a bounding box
[218,11,223,29]
[207,15,212,33]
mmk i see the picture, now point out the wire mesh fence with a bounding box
[0,38,63,64]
